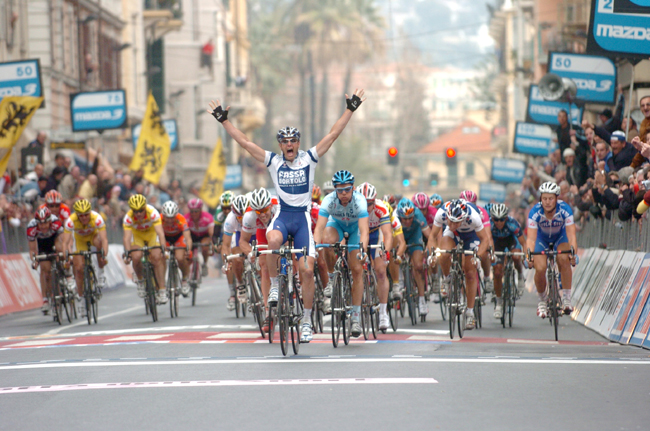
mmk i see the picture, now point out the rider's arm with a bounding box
[239,230,253,255]
[395,233,407,257]
[183,229,193,251]
[422,225,431,242]
[380,223,393,253]
[122,228,133,253]
[220,120,266,163]
[154,224,166,249]
[313,215,328,245]
[358,217,369,253]
[526,227,537,258]
[28,240,38,263]
[207,223,214,242]
[221,233,233,258]
[428,224,442,251]
[517,233,528,255]
[98,229,109,257]
[565,223,578,252]
[476,227,490,257]
[61,231,72,254]
[315,89,364,158]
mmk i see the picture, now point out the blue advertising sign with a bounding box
[526,85,583,126]
[0,59,43,102]
[224,165,242,189]
[491,158,526,184]
[70,90,127,132]
[132,119,179,151]
[587,0,650,58]
[614,0,650,15]
[548,52,616,104]
[514,122,554,157]
[479,183,506,203]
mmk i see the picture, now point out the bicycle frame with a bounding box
[69,243,104,325]
[494,250,524,328]
[127,243,162,322]
[434,244,474,339]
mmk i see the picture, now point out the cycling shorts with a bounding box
[165,232,187,248]
[326,219,361,251]
[444,228,480,251]
[403,226,424,253]
[191,232,210,243]
[494,235,519,265]
[74,232,98,252]
[234,231,256,248]
[37,235,57,255]
[368,230,380,258]
[534,229,568,253]
[268,209,315,259]
[131,229,159,247]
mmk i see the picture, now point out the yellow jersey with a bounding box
[64,211,106,238]
[383,201,403,236]
[123,204,162,233]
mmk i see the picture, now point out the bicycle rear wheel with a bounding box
[331,272,342,347]
[291,283,303,355]
[268,306,276,343]
[361,275,371,340]
[342,271,352,346]
[278,276,290,356]
[457,275,466,339]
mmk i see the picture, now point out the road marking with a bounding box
[0,378,438,395]
[107,334,173,342]
[507,339,559,345]
[43,305,143,336]
[208,332,260,339]
[1,356,649,371]
[5,339,74,348]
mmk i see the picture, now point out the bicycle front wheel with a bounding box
[361,275,371,340]
[342,272,352,346]
[89,266,98,324]
[448,272,456,339]
[404,266,417,326]
[331,272,342,348]
[51,276,62,326]
[278,276,290,356]
[249,273,265,338]
[145,265,158,322]
[508,266,516,328]
[291,283,303,355]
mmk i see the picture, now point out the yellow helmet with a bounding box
[128,194,147,211]
[73,198,92,214]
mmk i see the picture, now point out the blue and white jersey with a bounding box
[433,200,484,233]
[527,200,574,238]
[491,216,522,239]
[265,147,319,212]
[319,191,368,227]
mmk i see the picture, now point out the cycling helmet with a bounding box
[73,198,92,214]
[276,126,301,142]
[35,206,51,222]
[231,195,248,216]
[490,203,509,219]
[484,203,494,214]
[332,169,355,186]
[356,182,377,200]
[429,193,443,209]
[322,180,334,194]
[44,190,62,205]
[384,194,396,207]
[187,198,203,210]
[396,198,416,219]
[220,191,234,207]
[446,199,468,223]
[162,201,179,218]
[128,194,147,211]
[249,188,272,210]
[459,190,478,203]
[312,185,322,202]
[412,192,429,210]
[538,181,560,196]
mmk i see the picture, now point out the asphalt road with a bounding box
[1,270,649,431]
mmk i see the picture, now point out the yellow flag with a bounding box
[129,92,171,184]
[199,137,227,207]
[0,96,44,175]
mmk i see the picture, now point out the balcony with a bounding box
[143,0,183,40]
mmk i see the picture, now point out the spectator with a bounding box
[24,163,44,182]
[58,165,81,201]
[592,169,620,212]
[563,148,588,188]
[44,166,66,194]
[118,174,133,201]
[607,130,638,172]
[599,89,625,134]
[595,142,613,173]
[78,174,98,199]
[46,153,68,176]
[28,131,47,148]
[556,110,585,160]
[37,176,49,198]
[622,117,639,142]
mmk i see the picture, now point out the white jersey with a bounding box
[434,201,484,233]
[223,211,242,236]
[265,147,319,211]
[241,200,280,234]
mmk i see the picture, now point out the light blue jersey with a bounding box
[319,190,369,226]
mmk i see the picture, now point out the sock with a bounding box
[303,308,312,321]
[419,295,425,304]
[380,303,387,314]
[270,276,278,288]
[538,291,547,302]
[228,282,236,296]
[466,308,474,317]
[352,305,361,315]
[328,273,334,282]
[560,289,571,300]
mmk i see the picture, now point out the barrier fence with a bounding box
[577,218,650,252]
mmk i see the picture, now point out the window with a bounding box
[448,164,458,188]
[466,162,475,177]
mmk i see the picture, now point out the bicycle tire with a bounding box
[361,274,370,340]
[291,282,303,355]
[501,267,509,328]
[88,266,98,324]
[331,272,342,347]
[457,267,466,339]
[342,270,352,346]
[84,267,92,325]
[448,270,456,339]
[278,275,290,356]
[248,272,265,338]
[475,273,484,329]
[145,264,158,322]
[59,270,72,324]
[166,263,174,318]
[404,265,417,326]
[235,292,241,318]
[508,266,516,328]
[268,306,276,343]
[191,260,199,306]
[369,271,379,339]
[51,272,62,325]
[172,266,181,318]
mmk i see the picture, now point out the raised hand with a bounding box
[344,88,366,112]
[207,99,230,123]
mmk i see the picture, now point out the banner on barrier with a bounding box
[576,250,621,325]
[572,248,605,317]
[629,284,650,346]
[0,254,41,315]
[608,254,650,343]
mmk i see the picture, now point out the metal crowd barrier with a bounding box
[577,218,650,252]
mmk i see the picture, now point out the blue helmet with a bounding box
[397,198,416,219]
[332,170,355,186]
[484,203,494,214]
[429,193,443,209]
[446,199,468,223]
[276,126,300,142]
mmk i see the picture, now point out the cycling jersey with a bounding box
[319,191,369,226]
[27,215,63,241]
[214,205,228,226]
[64,211,106,251]
[491,216,522,239]
[411,200,437,226]
[123,205,162,247]
[368,199,391,233]
[265,147,319,211]
[309,201,320,233]
[242,197,280,234]
[39,203,71,222]
[434,202,484,233]
[383,201,403,236]
[475,204,491,228]
[528,200,574,252]
[184,211,214,236]
[162,214,189,237]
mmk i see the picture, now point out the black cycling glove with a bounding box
[211,105,229,123]
[346,94,362,112]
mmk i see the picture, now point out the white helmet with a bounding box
[231,195,249,216]
[161,201,179,218]
[356,182,377,200]
[490,203,508,219]
[322,180,334,193]
[539,181,560,196]
[249,188,272,210]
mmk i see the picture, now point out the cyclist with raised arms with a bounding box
[27,207,64,315]
[357,182,393,330]
[460,189,495,295]
[208,88,365,343]
[428,199,490,330]
[184,198,214,277]
[395,198,432,316]
[489,203,527,319]
[526,181,577,318]
[161,201,192,297]
[221,194,250,311]
[122,194,168,304]
[315,170,369,338]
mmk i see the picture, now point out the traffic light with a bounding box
[445,148,457,166]
[402,171,411,187]
[430,173,439,186]
[387,147,399,165]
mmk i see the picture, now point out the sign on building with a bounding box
[70,90,127,132]
[548,52,617,104]
[587,0,650,58]
[479,182,507,203]
[614,0,650,14]
[491,158,526,184]
[132,119,178,151]
[224,165,242,189]
[526,85,583,126]
[513,122,554,157]
[0,59,43,103]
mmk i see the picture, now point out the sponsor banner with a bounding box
[526,85,583,126]
[571,248,594,298]
[590,251,643,336]
[614,0,650,14]
[609,254,650,343]
[572,248,605,318]
[50,141,86,150]
[0,59,43,103]
[70,90,127,132]
[491,158,526,184]
[0,254,42,316]
[576,249,619,325]
[629,279,650,346]
[132,119,178,151]
[548,52,616,104]
[587,0,650,58]
[224,165,243,190]
[479,182,506,203]
[513,122,554,156]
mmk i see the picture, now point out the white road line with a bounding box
[43,305,143,336]
[0,378,438,395]
[1,357,649,371]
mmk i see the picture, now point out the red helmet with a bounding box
[35,206,51,222]
[45,190,62,204]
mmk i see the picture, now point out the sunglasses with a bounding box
[133,208,146,214]
[493,217,507,222]
[366,200,375,207]
[335,186,354,194]
[255,206,271,215]
[47,204,59,207]
[280,138,298,144]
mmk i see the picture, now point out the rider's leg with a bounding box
[411,249,425,296]
[463,254,478,310]
[493,262,504,299]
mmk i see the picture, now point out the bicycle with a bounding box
[189,242,213,306]
[427,249,446,322]
[528,245,574,341]
[226,243,268,335]
[258,236,306,356]
[34,251,72,325]
[68,243,104,325]
[126,243,162,323]
[433,242,474,339]
[361,243,384,339]
[312,258,325,334]
[165,245,188,319]
[493,250,525,328]
[385,249,400,332]
[472,250,491,330]
[316,233,356,348]
[400,243,421,326]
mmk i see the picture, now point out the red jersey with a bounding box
[162,214,189,237]
[39,203,71,222]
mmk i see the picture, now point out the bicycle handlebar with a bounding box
[126,245,163,256]
[225,252,246,262]
[493,251,525,257]
[34,252,65,261]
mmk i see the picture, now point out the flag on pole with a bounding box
[0,96,44,175]
[199,137,227,207]
[129,92,170,185]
